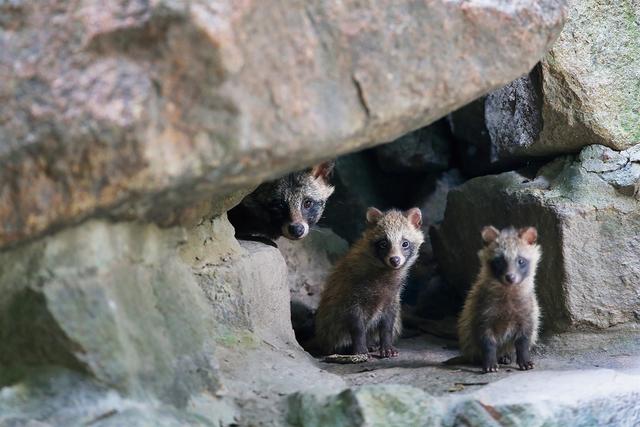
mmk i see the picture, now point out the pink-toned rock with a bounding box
[0,0,566,248]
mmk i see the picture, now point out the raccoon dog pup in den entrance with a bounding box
[315,207,424,358]
[458,226,541,373]
[227,162,334,242]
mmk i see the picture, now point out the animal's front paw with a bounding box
[498,355,512,365]
[517,359,535,370]
[379,346,399,358]
[482,357,499,373]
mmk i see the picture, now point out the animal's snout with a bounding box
[288,223,306,239]
[389,256,402,268]
[505,273,516,284]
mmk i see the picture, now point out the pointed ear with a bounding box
[481,226,500,245]
[366,207,383,225]
[519,227,538,245]
[404,208,422,229]
[311,161,335,182]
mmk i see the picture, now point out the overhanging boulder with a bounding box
[0,0,566,249]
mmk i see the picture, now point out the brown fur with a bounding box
[315,207,424,358]
[457,226,541,372]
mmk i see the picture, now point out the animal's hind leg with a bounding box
[366,328,378,353]
[378,307,399,358]
[347,311,368,355]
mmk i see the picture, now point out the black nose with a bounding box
[505,273,516,284]
[389,256,401,267]
[288,223,305,238]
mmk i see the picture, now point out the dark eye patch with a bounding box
[374,238,390,261]
[401,239,415,259]
[268,199,287,211]
[489,255,508,278]
[266,199,289,221]
[302,199,324,225]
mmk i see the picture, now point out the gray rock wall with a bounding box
[0,215,344,425]
[432,145,640,331]
[9,0,640,425]
[448,0,640,171]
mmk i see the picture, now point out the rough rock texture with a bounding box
[0,214,344,425]
[0,0,567,249]
[432,145,640,331]
[449,0,640,169]
[448,69,544,176]
[320,151,390,244]
[374,120,451,174]
[484,70,544,157]
[0,219,222,405]
[203,238,346,425]
[278,228,348,342]
[411,169,465,228]
[0,368,223,427]
[289,385,445,426]
[278,228,348,312]
[290,368,640,427]
[537,0,640,154]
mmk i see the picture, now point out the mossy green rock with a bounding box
[0,213,344,425]
[0,367,227,427]
[0,220,221,404]
[288,385,445,427]
[433,145,640,331]
[290,370,640,427]
[538,0,640,153]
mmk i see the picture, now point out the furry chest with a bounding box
[361,288,398,323]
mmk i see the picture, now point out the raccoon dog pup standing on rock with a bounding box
[458,226,541,373]
[315,207,424,358]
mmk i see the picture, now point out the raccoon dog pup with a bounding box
[228,162,334,242]
[458,226,541,373]
[315,207,424,358]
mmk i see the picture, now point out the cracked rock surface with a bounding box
[0,0,566,249]
[433,144,640,331]
[295,329,640,427]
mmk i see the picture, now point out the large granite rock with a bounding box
[0,219,222,405]
[447,70,544,176]
[290,369,640,427]
[0,214,344,425]
[538,0,640,154]
[0,368,225,427]
[0,0,567,249]
[432,145,640,332]
[449,0,640,170]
